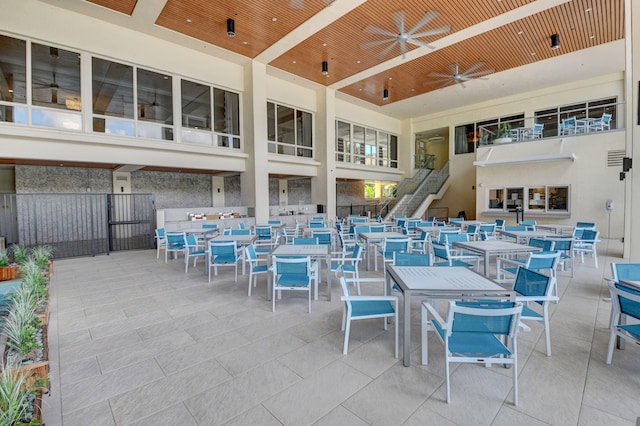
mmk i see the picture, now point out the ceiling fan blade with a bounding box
[406,10,439,36]
[460,81,467,89]
[360,39,394,49]
[463,61,487,74]
[400,42,408,59]
[393,10,406,35]
[51,87,58,104]
[363,25,398,38]
[423,78,452,86]
[290,0,304,9]
[406,39,435,49]
[411,25,451,39]
[463,69,495,78]
[450,63,459,75]
[376,41,399,59]
[427,72,452,78]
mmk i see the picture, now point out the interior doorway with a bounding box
[415,128,449,170]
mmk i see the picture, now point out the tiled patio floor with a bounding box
[40,239,639,425]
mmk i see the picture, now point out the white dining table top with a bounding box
[452,239,541,253]
[271,244,330,256]
[211,234,256,243]
[387,266,504,292]
[359,231,405,240]
[498,230,558,239]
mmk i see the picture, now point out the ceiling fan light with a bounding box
[383,89,389,100]
[322,61,328,75]
[551,33,560,49]
[227,18,235,37]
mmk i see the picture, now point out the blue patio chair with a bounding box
[202,223,218,229]
[560,116,576,135]
[208,240,240,283]
[511,267,557,356]
[237,222,246,230]
[589,113,612,132]
[309,220,325,228]
[574,229,600,268]
[245,244,269,296]
[272,256,313,312]
[448,217,463,226]
[155,227,166,259]
[369,224,385,232]
[520,220,537,231]
[293,237,318,245]
[268,220,282,225]
[464,224,478,240]
[421,299,523,404]
[495,219,505,231]
[340,276,398,356]
[528,238,554,251]
[478,223,497,237]
[547,237,575,277]
[504,225,527,232]
[393,251,431,266]
[410,230,430,254]
[575,221,596,230]
[606,281,640,364]
[611,263,640,283]
[432,240,479,270]
[231,229,250,235]
[331,243,363,294]
[376,237,410,271]
[164,231,186,264]
[184,233,206,273]
[497,251,560,286]
[312,230,332,246]
[437,228,461,243]
[528,122,544,139]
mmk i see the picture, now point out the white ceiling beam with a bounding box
[255,0,367,64]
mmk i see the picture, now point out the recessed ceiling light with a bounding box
[517,31,523,35]
[531,52,536,56]
[323,43,327,47]
[272,17,277,22]
[186,18,192,23]
[388,77,392,80]
[243,41,249,45]
[357,60,361,64]
[292,60,296,63]
[590,35,595,39]
[585,8,592,12]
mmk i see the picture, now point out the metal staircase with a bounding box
[385,161,450,219]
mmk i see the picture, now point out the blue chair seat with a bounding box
[619,324,640,340]
[351,300,395,317]
[213,255,237,263]
[431,320,512,357]
[252,264,269,274]
[521,305,543,319]
[277,274,310,286]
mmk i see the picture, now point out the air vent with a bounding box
[608,149,625,167]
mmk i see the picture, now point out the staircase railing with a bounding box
[379,154,435,217]
[388,161,450,219]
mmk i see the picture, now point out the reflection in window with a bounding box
[213,88,239,139]
[32,43,81,112]
[488,188,504,209]
[137,68,172,124]
[336,121,350,162]
[181,79,210,131]
[335,120,397,168]
[486,186,569,213]
[267,102,313,158]
[0,35,27,108]
[32,109,81,130]
[92,57,133,119]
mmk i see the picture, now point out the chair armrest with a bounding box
[496,257,524,269]
[423,301,446,327]
[515,295,559,303]
[341,295,398,303]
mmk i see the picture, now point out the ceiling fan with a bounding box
[289,0,333,9]
[360,10,450,59]
[33,71,62,104]
[425,62,495,89]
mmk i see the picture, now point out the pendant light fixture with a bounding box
[227,18,235,37]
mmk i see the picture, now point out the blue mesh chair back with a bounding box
[313,231,332,245]
[353,225,371,236]
[576,221,596,229]
[268,220,281,225]
[478,223,496,234]
[309,221,325,228]
[384,238,409,253]
[527,251,560,273]
[495,219,505,228]
[451,301,519,335]
[238,223,246,230]
[504,225,527,231]
[202,224,218,229]
[513,267,551,306]
[580,229,598,241]
[393,252,431,266]
[521,220,537,230]
[351,217,367,224]
[209,241,236,259]
[612,263,640,282]
[255,226,272,240]
[275,258,308,276]
[231,229,251,235]
[528,238,554,251]
[294,237,318,245]
[370,224,385,232]
[445,233,469,244]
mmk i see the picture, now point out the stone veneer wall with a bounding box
[336,180,366,207]
[269,178,279,206]
[15,166,112,193]
[133,170,211,209]
[287,178,312,205]
[224,175,242,207]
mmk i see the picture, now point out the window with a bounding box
[455,114,524,154]
[92,57,134,135]
[267,101,313,157]
[335,120,398,168]
[534,97,617,137]
[137,68,173,140]
[487,186,570,213]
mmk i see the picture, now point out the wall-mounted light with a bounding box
[321,61,328,75]
[217,188,221,193]
[551,33,560,50]
[383,88,389,100]
[282,189,286,194]
[227,18,235,37]
[623,156,632,172]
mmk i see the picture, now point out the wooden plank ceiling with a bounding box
[86,0,623,106]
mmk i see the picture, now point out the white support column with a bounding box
[624,0,639,259]
[242,61,270,223]
[313,86,337,219]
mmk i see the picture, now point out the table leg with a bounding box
[484,253,490,276]
[326,255,331,301]
[403,291,411,367]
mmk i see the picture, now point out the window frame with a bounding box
[267,101,314,158]
[335,120,398,169]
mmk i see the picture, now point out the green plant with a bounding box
[30,246,52,271]
[11,244,29,265]
[0,368,33,425]
[0,248,8,267]
[4,288,40,357]
[19,261,48,300]
[496,123,512,139]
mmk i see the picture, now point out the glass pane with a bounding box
[560,103,586,120]
[93,117,134,136]
[213,88,239,135]
[181,79,211,130]
[365,128,376,165]
[528,187,546,210]
[337,121,350,162]
[506,188,523,210]
[0,105,27,124]
[32,43,81,111]
[277,105,294,145]
[297,110,312,148]
[268,142,276,153]
[548,186,568,211]
[535,108,558,137]
[182,127,212,145]
[0,35,26,104]
[454,124,475,153]
[267,102,276,141]
[390,135,398,161]
[137,122,173,140]
[488,188,504,209]
[353,125,365,164]
[32,108,81,130]
[477,119,498,144]
[297,147,312,157]
[216,134,236,147]
[378,132,388,166]
[137,68,172,124]
[92,57,133,118]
